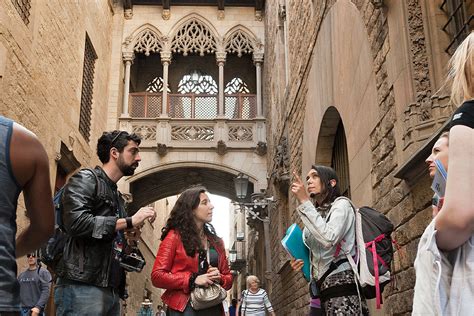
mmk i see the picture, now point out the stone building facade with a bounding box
[1,0,472,314]
[262,0,472,315]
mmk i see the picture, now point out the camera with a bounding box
[119,246,146,272]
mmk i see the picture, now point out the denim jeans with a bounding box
[54,278,120,316]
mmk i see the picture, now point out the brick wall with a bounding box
[263,0,450,315]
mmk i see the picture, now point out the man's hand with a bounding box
[31,307,41,316]
[131,206,156,227]
[290,172,309,204]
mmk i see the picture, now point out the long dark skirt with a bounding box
[320,270,369,315]
[167,302,222,316]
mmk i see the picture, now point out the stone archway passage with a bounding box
[128,166,254,212]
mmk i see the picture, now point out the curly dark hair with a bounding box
[161,185,219,257]
[96,130,141,163]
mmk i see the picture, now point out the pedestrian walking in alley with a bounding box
[290,165,369,315]
[18,253,52,316]
[237,275,275,316]
[0,116,54,315]
[137,299,154,316]
[151,185,233,315]
[412,31,474,315]
[53,130,156,316]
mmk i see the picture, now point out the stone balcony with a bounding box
[119,92,266,153]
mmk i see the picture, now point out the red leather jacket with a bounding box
[151,229,233,312]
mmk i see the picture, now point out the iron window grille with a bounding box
[79,34,97,142]
[11,0,31,25]
[440,0,473,55]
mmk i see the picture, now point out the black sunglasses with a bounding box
[110,131,127,147]
[27,254,36,258]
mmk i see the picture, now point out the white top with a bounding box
[298,198,356,279]
[240,289,273,315]
[413,219,474,315]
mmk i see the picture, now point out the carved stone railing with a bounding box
[129,92,257,119]
[118,117,266,154]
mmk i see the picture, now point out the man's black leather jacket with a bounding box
[56,166,126,288]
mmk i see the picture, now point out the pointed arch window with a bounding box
[331,121,351,198]
[225,78,250,94]
[133,29,162,56]
[225,30,255,57]
[146,77,171,93]
[177,70,218,94]
[171,19,217,56]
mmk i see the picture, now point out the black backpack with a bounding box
[39,168,101,272]
[335,197,394,309]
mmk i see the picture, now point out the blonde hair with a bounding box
[246,275,260,288]
[448,31,474,106]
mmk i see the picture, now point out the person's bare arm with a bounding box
[435,125,474,250]
[10,123,54,257]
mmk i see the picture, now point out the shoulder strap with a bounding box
[82,168,102,197]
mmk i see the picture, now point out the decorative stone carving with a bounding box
[228,126,253,141]
[124,9,133,19]
[216,140,228,155]
[122,51,135,63]
[402,94,454,149]
[253,52,264,64]
[255,141,267,156]
[171,19,217,56]
[162,9,170,20]
[255,10,263,21]
[131,124,157,141]
[224,30,254,57]
[217,9,225,20]
[133,29,162,56]
[156,143,168,157]
[371,0,384,8]
[171,125,214,141]
[278,5,286,21]
[272,136,290,192]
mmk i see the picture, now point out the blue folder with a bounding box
[281,223,311,281]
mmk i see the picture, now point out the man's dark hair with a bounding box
[311,164,341,206]
[97,130,141,163]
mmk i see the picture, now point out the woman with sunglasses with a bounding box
[151,186,233,315]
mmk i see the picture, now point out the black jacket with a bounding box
[56,166,126,288]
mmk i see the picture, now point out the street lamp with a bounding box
[233,173,249,200]
[229,249,237,263]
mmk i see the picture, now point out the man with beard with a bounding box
[54,130,156,316]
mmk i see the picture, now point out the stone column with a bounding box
[253,52,264,118]
[160,51,172,117]
[121,52,135,117]
[216,52,226,118]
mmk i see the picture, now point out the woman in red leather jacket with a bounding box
[151,185,233,315]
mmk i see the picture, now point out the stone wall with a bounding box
[263,0,454,315]
[0,0,114,271]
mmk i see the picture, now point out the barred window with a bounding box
[441,0,473,54]
[11,0,31,25]
[79,34,97,142]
